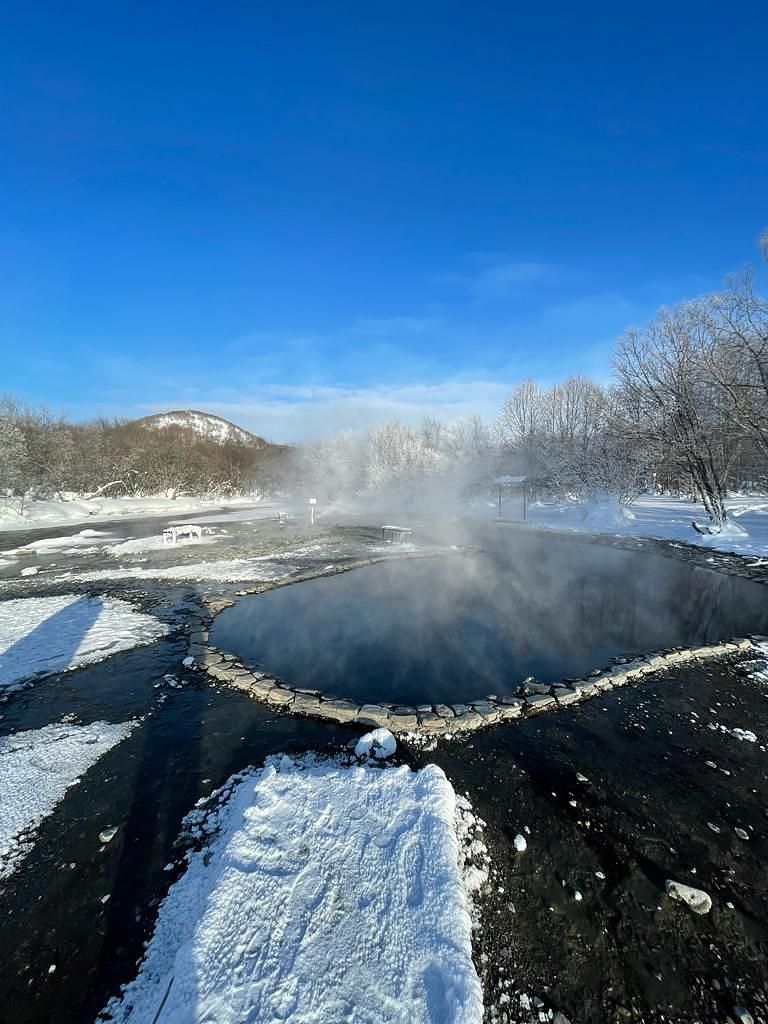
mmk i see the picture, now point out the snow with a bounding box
[0,595,167,691]
[525,494,768,557]
[0,720,134,880]
[102,756,484,1024]
[106,533,220,557]
[52,559,297,584]
[142,410,259,446]
[0,494,261,533]
[354,727,397,759]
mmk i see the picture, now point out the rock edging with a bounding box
[184,589,765,736]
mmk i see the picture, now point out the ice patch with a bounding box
[102,756,484,1024]
[0,720,134,880]
[0,595,167,690]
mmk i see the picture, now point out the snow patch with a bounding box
[53,559,297,584]
[102,756,484,1024]
[0,720,135,880]
[0,595,167,690]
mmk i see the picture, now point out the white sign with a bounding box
[309,497,317,505]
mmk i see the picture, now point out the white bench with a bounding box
[162,524,203,544]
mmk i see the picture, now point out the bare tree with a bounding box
[614,303,733,526]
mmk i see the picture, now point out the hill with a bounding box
[134,410,269,448]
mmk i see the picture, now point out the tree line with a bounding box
[304,272,768,528]
[0,401,287,510]
[2,270,766,528]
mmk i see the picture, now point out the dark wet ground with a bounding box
[423,656,768,1024]
[2,522,768,1024]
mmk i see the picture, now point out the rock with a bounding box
[417,712,448,731]
[388,709,418,731]
[290,692,322,713]
[525,694,556,711]
[499,699,524,720]
[266,687,295,706]
[730,1006,755,1024]
[98,826,118,844]
[355,728,397,760]
[355,704,392,728]
[735,827,750,840]
[519,681,552,696]
[433,704,455,718]
[665,879,712,914]
[513,834,527,853]
[450,703,469,716]
[555,687,582,705]
[573,679,599,697]
[320,698,360,722]
[553,1014,572,1024]
[182,656,195,668]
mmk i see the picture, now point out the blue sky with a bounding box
[1,2,767,441]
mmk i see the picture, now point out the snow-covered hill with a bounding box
[134,410,267,447]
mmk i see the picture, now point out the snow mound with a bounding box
[0,720,134,880]
[102,756,484,1024]
[0,595,167,690]
[354,727,397,759]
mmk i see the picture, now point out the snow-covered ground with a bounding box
[0,595,167,691]
[0,720,134,880]
[103,756,485,1024]
[523,494,768,558]
[52,559,298,585]
[0,494,265,533]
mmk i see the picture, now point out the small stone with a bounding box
[182,656,195,668]
[731,1007,755,1024]
[513,834,527,853]
[98,826,118,844]
[735,827,749,840]
[665,879,712,914]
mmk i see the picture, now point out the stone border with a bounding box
[183,558,768,738]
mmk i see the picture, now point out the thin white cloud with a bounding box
[136,379,511,443]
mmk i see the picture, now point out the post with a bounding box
[309,496,317,526]
[498,485,502,520]
[523,480,527,522]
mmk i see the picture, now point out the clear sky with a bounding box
[1,1,767,441]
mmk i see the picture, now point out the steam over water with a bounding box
[212,533,768,706]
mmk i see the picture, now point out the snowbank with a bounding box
[53,559,297,584]
[102,756,484,1024]
[0,595,167,691]
[526,494,768,558]
[0,720,134,880]
[0,495,261,533]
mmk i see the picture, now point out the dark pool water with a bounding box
[211,533,768,705]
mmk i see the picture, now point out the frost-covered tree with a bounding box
[613,304,735,526]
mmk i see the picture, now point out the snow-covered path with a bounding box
[0,720,134,880]
[103,757,484,1024]
[0,595,167,691]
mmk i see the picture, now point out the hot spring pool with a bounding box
[211,534,768,706]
